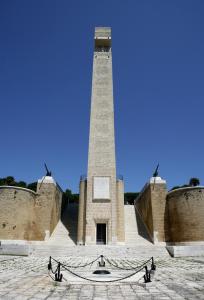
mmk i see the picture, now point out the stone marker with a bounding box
[77,27,125,245]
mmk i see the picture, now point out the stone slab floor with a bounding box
[0,255,204,299]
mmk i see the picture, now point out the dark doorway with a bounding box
[96,223,106,244]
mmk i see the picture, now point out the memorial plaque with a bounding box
[94,177,110,199]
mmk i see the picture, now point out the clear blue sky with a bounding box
[0,1,203,192]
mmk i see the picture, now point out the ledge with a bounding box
[0,186,37,195]
[37,176,56,185]
[167,186,204,196]
[37,176,63,193]
[149,177,166,184]
[166,244,204,257]
[135,177,166,204]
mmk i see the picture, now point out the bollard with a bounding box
[144,266,151,283]
[55,263,63,282]
[98,255,105,267]
[48,256,52,271]
[151,257,156,271]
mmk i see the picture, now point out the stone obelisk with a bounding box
[77,27,124,245]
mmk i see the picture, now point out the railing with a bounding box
[48,255,156,283]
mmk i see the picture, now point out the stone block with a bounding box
[0,240,29,256]
[167,245,204,257]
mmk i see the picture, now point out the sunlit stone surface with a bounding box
[0,255,204,299]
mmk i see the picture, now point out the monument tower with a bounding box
[77,27,125,245]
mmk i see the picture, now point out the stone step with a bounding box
[124,205,152,246]
[47,203,78,246]
[30,245,169,258]
[46,203,78,245]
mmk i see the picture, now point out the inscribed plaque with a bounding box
[94,177,110,199]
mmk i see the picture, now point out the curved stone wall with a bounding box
[0,178,62,241]
[0,186,40,240]
[167,187,204,242]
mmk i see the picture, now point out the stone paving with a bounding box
[0,255,204,299]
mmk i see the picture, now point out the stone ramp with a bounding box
[46,203,78,246]
[124,205,152,246]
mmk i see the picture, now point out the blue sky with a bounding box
[0,0,203,192]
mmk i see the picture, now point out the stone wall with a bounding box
[135,177,168,243]
[35,177,62,240]
[78,178,125,245]
[116,179,125,243]
[0,176,62,241]
[0,187,39,240]
[135,183,153,241]
[77,179,87,245]
[167,187,204,242]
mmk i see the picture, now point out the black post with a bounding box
[144,266,151,283]
[151,257,156,271]
[99,255,105,267]
[55,263,63,282]
[48,256,52,271]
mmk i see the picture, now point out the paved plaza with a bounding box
[0,254,204,299]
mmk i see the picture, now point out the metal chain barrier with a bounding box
[61,261,150,283]
[51,255,101,269]
[104,256,154,271]
[48,255,156,283]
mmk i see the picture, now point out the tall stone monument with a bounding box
[77,27,125,245]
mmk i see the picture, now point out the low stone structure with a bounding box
[0,176,62,241]
[166,186,204,243]
[135,177,168,243]
[135,180,204,255]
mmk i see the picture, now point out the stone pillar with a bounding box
[36,176,62,239]
[149,177,167,243]
[135,176,168,244]
[78,27,121,245]
[116,179,125,243]
[77,179,87,245]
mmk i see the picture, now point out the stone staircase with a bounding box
[46,203,78,246]
[124,205,169,257]
[124,205,152,246]
[30,204,169,258]
[30,244,169,258]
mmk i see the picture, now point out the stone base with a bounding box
[166,244,204,257]
[0,240,30,256]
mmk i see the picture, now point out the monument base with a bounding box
[166,242,204,257]
[0,240,30,256]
